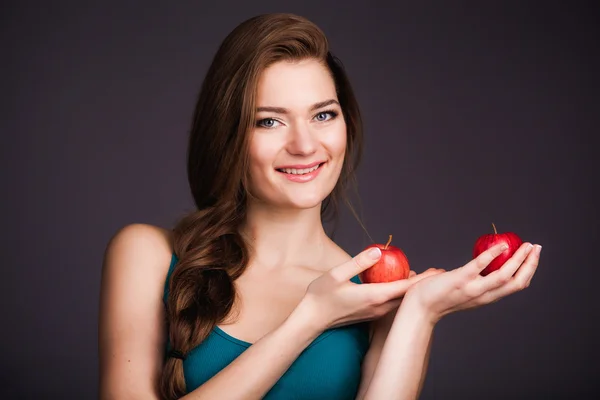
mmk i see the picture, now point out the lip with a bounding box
[274,160,325,169]
[275,162,325,183]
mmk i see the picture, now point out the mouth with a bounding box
[274,162,327,183]
[275,162,325,176]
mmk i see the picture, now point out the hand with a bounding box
[404,242,541,323]
[298,247,444,331]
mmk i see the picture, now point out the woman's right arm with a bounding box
[99,226,417,400]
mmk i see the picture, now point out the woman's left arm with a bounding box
[358,296,435,400]
[360,241,541,400]
[355,270,439,400]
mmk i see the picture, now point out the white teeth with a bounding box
[279,164,320,175]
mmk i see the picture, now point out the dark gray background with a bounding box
[2,1,598,399]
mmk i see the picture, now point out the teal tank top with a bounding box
[163,254,370,399]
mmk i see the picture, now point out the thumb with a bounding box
[329,246,381,282]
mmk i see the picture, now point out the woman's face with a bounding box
[247,58,347,210]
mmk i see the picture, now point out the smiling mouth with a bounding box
[275,162,325,175]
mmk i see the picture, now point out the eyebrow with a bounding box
[256,99,340,114]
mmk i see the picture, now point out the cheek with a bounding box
[324,124,347,160]
[248,134,281,183]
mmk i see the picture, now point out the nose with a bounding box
[286,121,317,156]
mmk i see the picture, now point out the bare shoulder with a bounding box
[100,222,174,309]
[98,223,174,399]
[103,223,173,269]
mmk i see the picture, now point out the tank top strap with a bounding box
[163,253,179,306]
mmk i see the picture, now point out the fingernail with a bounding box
[525,243,533,253]
[501,244,509,251]
[535,245,542,254]
[368,247,381,259]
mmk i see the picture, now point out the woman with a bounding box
[98,13,541,400]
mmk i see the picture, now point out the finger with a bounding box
[468,244,541,305]
[409,270,417,278]
[360,268,443,302]
[515,244,542,290]
[525,244,542,288]
[464,243,510,276]
[525,245,542,286]
[330,247,381,282]
[476,242,534,293]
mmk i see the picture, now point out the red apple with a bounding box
[473,223,523,276]
[359,235,411,283]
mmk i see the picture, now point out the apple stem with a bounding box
[492,222,497,234]
[384,234,392,250]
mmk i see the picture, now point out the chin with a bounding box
[283,180,338,209]
[261,189,330,210]
[286,194,327,210]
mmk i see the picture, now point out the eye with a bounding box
[256,118,281,129]
[314,110,338,122]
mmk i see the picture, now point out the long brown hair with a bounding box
[160,13,365,399]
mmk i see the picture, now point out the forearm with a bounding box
[417,331,434,397]
[362,296,435,400]
[182,304,322,400]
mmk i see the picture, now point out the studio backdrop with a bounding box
[2,1,597,398]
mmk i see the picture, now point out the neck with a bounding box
[240,199,331,270]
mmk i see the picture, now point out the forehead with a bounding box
[256,59,337,108]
